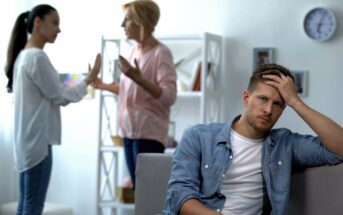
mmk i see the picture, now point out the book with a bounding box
[192,62,201,91]
[191,61,212,91]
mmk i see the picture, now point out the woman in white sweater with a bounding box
[5,4,101,215]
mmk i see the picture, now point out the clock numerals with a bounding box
[304,8,337,42]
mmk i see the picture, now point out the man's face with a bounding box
[243,81,285,134]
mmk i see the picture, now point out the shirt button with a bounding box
[222,174,225,178]
[229,155,233,159]
[204,164,209,168]
[216,209,221,212]
[278,161,282,165]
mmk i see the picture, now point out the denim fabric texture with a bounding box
[123,138,165,189]
[17,146,52,215]
[163,115,343,215]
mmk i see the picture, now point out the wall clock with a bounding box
[303,7,337,42]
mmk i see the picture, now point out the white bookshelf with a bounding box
[95,33,222,214]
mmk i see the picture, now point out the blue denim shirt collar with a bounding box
[215,115,241,149]
[217,115,277,150]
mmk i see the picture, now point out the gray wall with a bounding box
[219,0,343,132]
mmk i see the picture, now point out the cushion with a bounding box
[0,201,73,215]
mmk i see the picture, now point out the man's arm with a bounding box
[289,100,343,157]
[264,74,343,157]
[180,199,223,215]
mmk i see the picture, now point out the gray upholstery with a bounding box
[0,202,73,215]
[135,153,173,215]
[288,163,343,215]
[134,153,343,215]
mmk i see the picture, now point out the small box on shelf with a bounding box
[116,186,134,204]
[111,135,123,147]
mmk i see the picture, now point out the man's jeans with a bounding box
[17,146,52,215]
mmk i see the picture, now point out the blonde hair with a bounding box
[123,0,160,40]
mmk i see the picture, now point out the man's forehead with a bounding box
[253,82,284,103]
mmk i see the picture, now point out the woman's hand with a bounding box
[118,55,141,81]
[85,53,102,84]
[118,54,162,99]
[91,77,119,94]
[91,77,104,89]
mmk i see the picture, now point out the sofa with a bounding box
[135,153,173,215]
[0,202,73,215]
[134,153,343,215]
[288,163,343,214]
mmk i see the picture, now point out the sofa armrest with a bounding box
[135,153,173,215]
[289,163,343,215]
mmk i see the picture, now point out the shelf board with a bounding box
[100,145,123,152]
[100,90,201,98]
[100,92,118,98]
[99,201,134,209]
[177,91,202,98]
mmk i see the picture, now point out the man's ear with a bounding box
[242,90,250,107]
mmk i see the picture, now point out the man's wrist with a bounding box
[287,97,303,108]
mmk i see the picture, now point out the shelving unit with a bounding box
[161,33,223,141]
[95,33,222,215]
[96,38,134,215]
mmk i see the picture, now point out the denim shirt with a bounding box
[163,115,343,215]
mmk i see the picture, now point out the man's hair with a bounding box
[247,64,294,92]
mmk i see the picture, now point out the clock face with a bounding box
[304,8,337,42]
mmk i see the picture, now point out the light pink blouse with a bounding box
[118,43,177,146]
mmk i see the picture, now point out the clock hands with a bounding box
[316,12,324,33]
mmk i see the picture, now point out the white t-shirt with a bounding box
[13,48,87,172]
[220,129,265,215]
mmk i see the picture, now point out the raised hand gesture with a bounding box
[85,53,102,84]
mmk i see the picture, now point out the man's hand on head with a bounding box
[262,73,301,108]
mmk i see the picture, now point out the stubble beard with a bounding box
[247,116,273,134]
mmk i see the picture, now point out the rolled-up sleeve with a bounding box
[291,132,343,167]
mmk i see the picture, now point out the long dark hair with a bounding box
[5,4,57,93]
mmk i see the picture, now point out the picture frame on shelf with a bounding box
[253,48,274,71]
[291,71,308,97]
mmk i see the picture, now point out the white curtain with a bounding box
[0,81,17,203]
[0,0,28,204]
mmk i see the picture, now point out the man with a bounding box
[163,64,343,215]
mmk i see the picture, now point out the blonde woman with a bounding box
[94,0,177,189]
